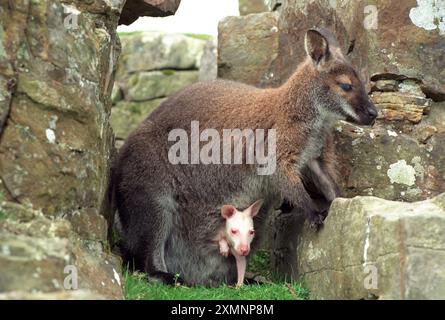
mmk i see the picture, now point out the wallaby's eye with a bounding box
[231,228,238,235]
[340,83,353,92]
[249,230,255,236]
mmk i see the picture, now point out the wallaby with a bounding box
[216,200,263,287]
[112,28,377,286]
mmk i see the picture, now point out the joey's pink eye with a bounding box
[249,230,255,236]
[231,229,238,235]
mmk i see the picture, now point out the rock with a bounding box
[334,105,445,202]
[372,80,400,92]
[239,0,269,15]
[371,92,431,124]
[123,70,199,102]
[119,0,181,25]
[264,0,283,11]
[111,99,166,141]
[118,32,206,75]
[0,0,119,217]
[199,39,218,82]
[218,12,280,88]
[0,0,124,299]
[111,85,123,105]
[293,194,445,299]
[0,204,122,299]
[0,290,106,300]
[112,31,205,148]
[415,125,437,143]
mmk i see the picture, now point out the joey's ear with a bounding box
[221,205,236,219]
[247,199,264,218]
[304,29,330,65]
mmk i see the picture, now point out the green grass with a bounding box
[124,270,308,300]
[118,31,144,38]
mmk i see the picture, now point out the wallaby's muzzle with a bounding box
[363,101,378,125]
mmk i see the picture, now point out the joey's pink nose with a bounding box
[238,245,249,256]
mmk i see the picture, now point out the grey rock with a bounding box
[293,194,445,299]
[199,39,218,82]
[118,32,206,74]
[123,70,199,101]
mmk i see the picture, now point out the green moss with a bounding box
[0,211,8,221]
[128,103,142,115]
[160,69,176,76]
[118,31,144,38]
[184,33,213,41]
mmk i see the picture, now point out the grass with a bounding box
[124,271,308,300]
[123,249,309,300]
[118,31,144,38]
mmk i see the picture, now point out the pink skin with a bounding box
[217,200,263,287]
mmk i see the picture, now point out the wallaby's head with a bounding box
[303,28,377,125]
[221,200,263,256]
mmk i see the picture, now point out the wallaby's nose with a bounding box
[367,104,378,118]
[239,245,249,256]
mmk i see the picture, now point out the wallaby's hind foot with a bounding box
[147,271,184,286]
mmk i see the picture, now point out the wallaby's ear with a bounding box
[304,29,330,65]
[247,199,264,218]
[221,205,236,219]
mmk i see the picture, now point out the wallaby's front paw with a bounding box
[218,238,230,257]
[219,243,230,257]
[220,247,229,257]
[308,209,328,230]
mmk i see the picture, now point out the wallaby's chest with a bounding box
[297,117,327,170]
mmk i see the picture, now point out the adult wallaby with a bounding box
[112,28,377,286]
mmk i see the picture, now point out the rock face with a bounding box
[217,0,445,299]
[0,202,122,299]
[218,12,280,88]
[118,32,205,75]
[0,0,124,299]
[272,0,445,99]
[111,32,207,144]
[293,194,445,299]
[239,0,269,15]
[119,0,181,25]
[334,82,445,202]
